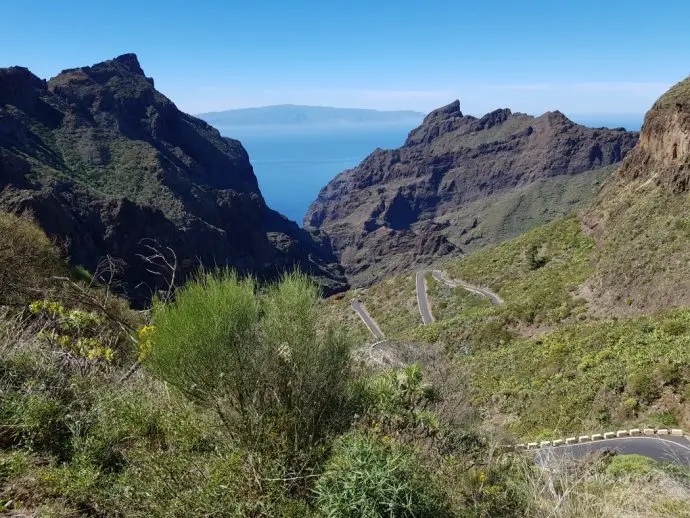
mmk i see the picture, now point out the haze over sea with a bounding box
[216,114,643,225]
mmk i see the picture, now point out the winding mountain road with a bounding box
[416,271,434,324]
[415,269,504,325]
[534,436,690,466]
[430,270,504,305]
[353,271,690,466]
[351,299,385,340]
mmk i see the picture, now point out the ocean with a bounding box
[216,125,416,225]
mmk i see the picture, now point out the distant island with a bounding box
[196,104,426,129]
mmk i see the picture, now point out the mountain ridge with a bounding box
[305,100,639,286]
[0,53,347,304]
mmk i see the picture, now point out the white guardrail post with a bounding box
[512,427,685,450]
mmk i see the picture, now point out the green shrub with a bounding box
[655,361,682,385]
[351,364,441,437]
[0,450,30,484]
[524,243,547,270]
[29,300,121,363]
[437,455,529,518]
[661,319,687,336]
[628,371,661,403]
[648,411,679,427]
[145,270,352,462]
[70,265,93,284]
[315,433,450,518]
[605,454,656,478]
[6,393,71,460]
[0,212,63,304]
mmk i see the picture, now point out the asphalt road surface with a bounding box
[415,271,434,324]
[534,436,690,466]
[351,299,385,340]
[430,270,504,305]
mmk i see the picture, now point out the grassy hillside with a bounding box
[335,212,690,438]
[3,213,690,517]
[584,177,690,314]
[423,271,490,322]
[464,308,690,438]
[347,217,595,346]
[440,164,615,253]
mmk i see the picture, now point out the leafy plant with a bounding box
[315,433,450,518]
[351,364,441,438]
[29,300,120,363]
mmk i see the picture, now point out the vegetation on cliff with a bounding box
[0,54,347,305]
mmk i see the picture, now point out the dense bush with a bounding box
[605,454,656,478]
[145,271,352,463]
[315,433,450,518]
[351,364,442,439]
[0,212,62,304]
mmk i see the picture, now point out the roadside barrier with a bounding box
[513,427,685,450]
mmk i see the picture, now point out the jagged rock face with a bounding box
[305,100,638,286]
[0,54,347,304]
[619,76,690,192]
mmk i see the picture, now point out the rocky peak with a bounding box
[544,110,574,128]
[476,108,512,130]
[422,99,463,124]
[406,100,467,146]
[619,76,690,192]
[112,53,146,76]
[0,67,46,109]
[48,53,156,100]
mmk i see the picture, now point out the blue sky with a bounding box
[2,0,689,116]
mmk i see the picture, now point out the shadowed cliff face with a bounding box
[0,54,347,304]
[305,100,639,287]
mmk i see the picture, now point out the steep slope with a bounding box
[0,54,346,304]
[305,100,638,286]
[583,75,690,314]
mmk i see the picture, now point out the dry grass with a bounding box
[520,451,690,518]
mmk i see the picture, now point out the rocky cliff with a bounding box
[305,100,638,286]
[582,76,690,314]
[0,54,347,304]
[617,77,690,192]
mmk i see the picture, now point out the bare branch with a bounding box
[136,239,178,303]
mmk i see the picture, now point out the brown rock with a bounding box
[306,101,638,286]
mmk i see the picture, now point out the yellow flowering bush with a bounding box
[137,325,155,361]
[29,299,119,363]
